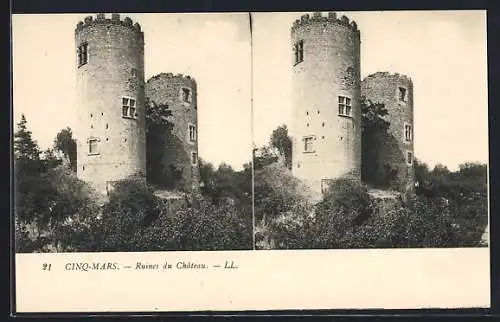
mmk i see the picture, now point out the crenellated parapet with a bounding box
[291,11,359,33]
[75,13,143,35]
[147,72,197,86]
[363,71,413,84]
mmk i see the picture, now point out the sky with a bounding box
[13,11,488,172]
[12,13,252,170]
[252,10,488,171]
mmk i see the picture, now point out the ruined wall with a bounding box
[145,73,200,192]
[361,72,415,193]
[291,12,362,197]
[75,13,146,194]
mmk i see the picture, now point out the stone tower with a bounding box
[290,12,362,197]
[145,73,200,192]
[361,72,415,193]
[75,13,146,194]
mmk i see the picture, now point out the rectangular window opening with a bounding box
[88,139,98,155]
[338,96,352,117]
[303,136,315,153]
[122,97,137,119]
[191,152,198,165]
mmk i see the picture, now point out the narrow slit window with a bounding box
[399,87,407,102]
[407,151,413,165]
[404,124,413,142]
[181,88,191,103]
[294,40,304,65]
[77,43,88,67]
[298,40,304,62]
[188,124,197,142]
[191,152,198,165]
[293,45,298,65]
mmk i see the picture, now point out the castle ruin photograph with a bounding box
[12,11,489,253]
[13,13,253,252]
[252,11,489,250]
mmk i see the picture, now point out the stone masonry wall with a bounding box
[145,73,200,192]
[75,13,146,194]
[291,12,362,198]
[361,72,415,193]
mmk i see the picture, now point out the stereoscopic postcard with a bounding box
[12,11,490,313]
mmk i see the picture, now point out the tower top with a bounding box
[147,72,197,86]
[75,13,143,34]
[291,12,359,33]
[363,71,413,83]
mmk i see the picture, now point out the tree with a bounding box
[199,158,217,196]
[14,115,49,232]
[54,127,77,172]
[414,158,430,186]
[42,148,63,170]
[15,164,100,252]
[270,124,293,170]
[88,178,164,252]
[14,114,41,161]
[312,178,373,248]
[51,177,253,252]
[253,146,278,170]
[254,161,312,224]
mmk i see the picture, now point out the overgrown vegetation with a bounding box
[254,99,489,249]
[14,94,489,251]
[14,113,252,252]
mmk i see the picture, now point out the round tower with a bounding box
[361,72,415,193]
[145,73,200,192]
[74,13,146,194]
[290,12,362,197]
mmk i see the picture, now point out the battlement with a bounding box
[146,72,197,86]
[363,71,412,83]
[75,13,143,35]
[291,12,359,33]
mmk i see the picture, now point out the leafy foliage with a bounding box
[253,146,279,170]
[199,159,252,210]
[255,122,488,249]
[270,124,293,170]
[254,162,312,224]
[54,127,77,172]
[143,199,252,251]
[50,179,252,252]
[14,116,253,253]
[14,114,41,161]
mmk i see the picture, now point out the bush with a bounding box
[52,178,253,252]
[263,176,482,249]
[254,162,313,225]
[143,199,252,251]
